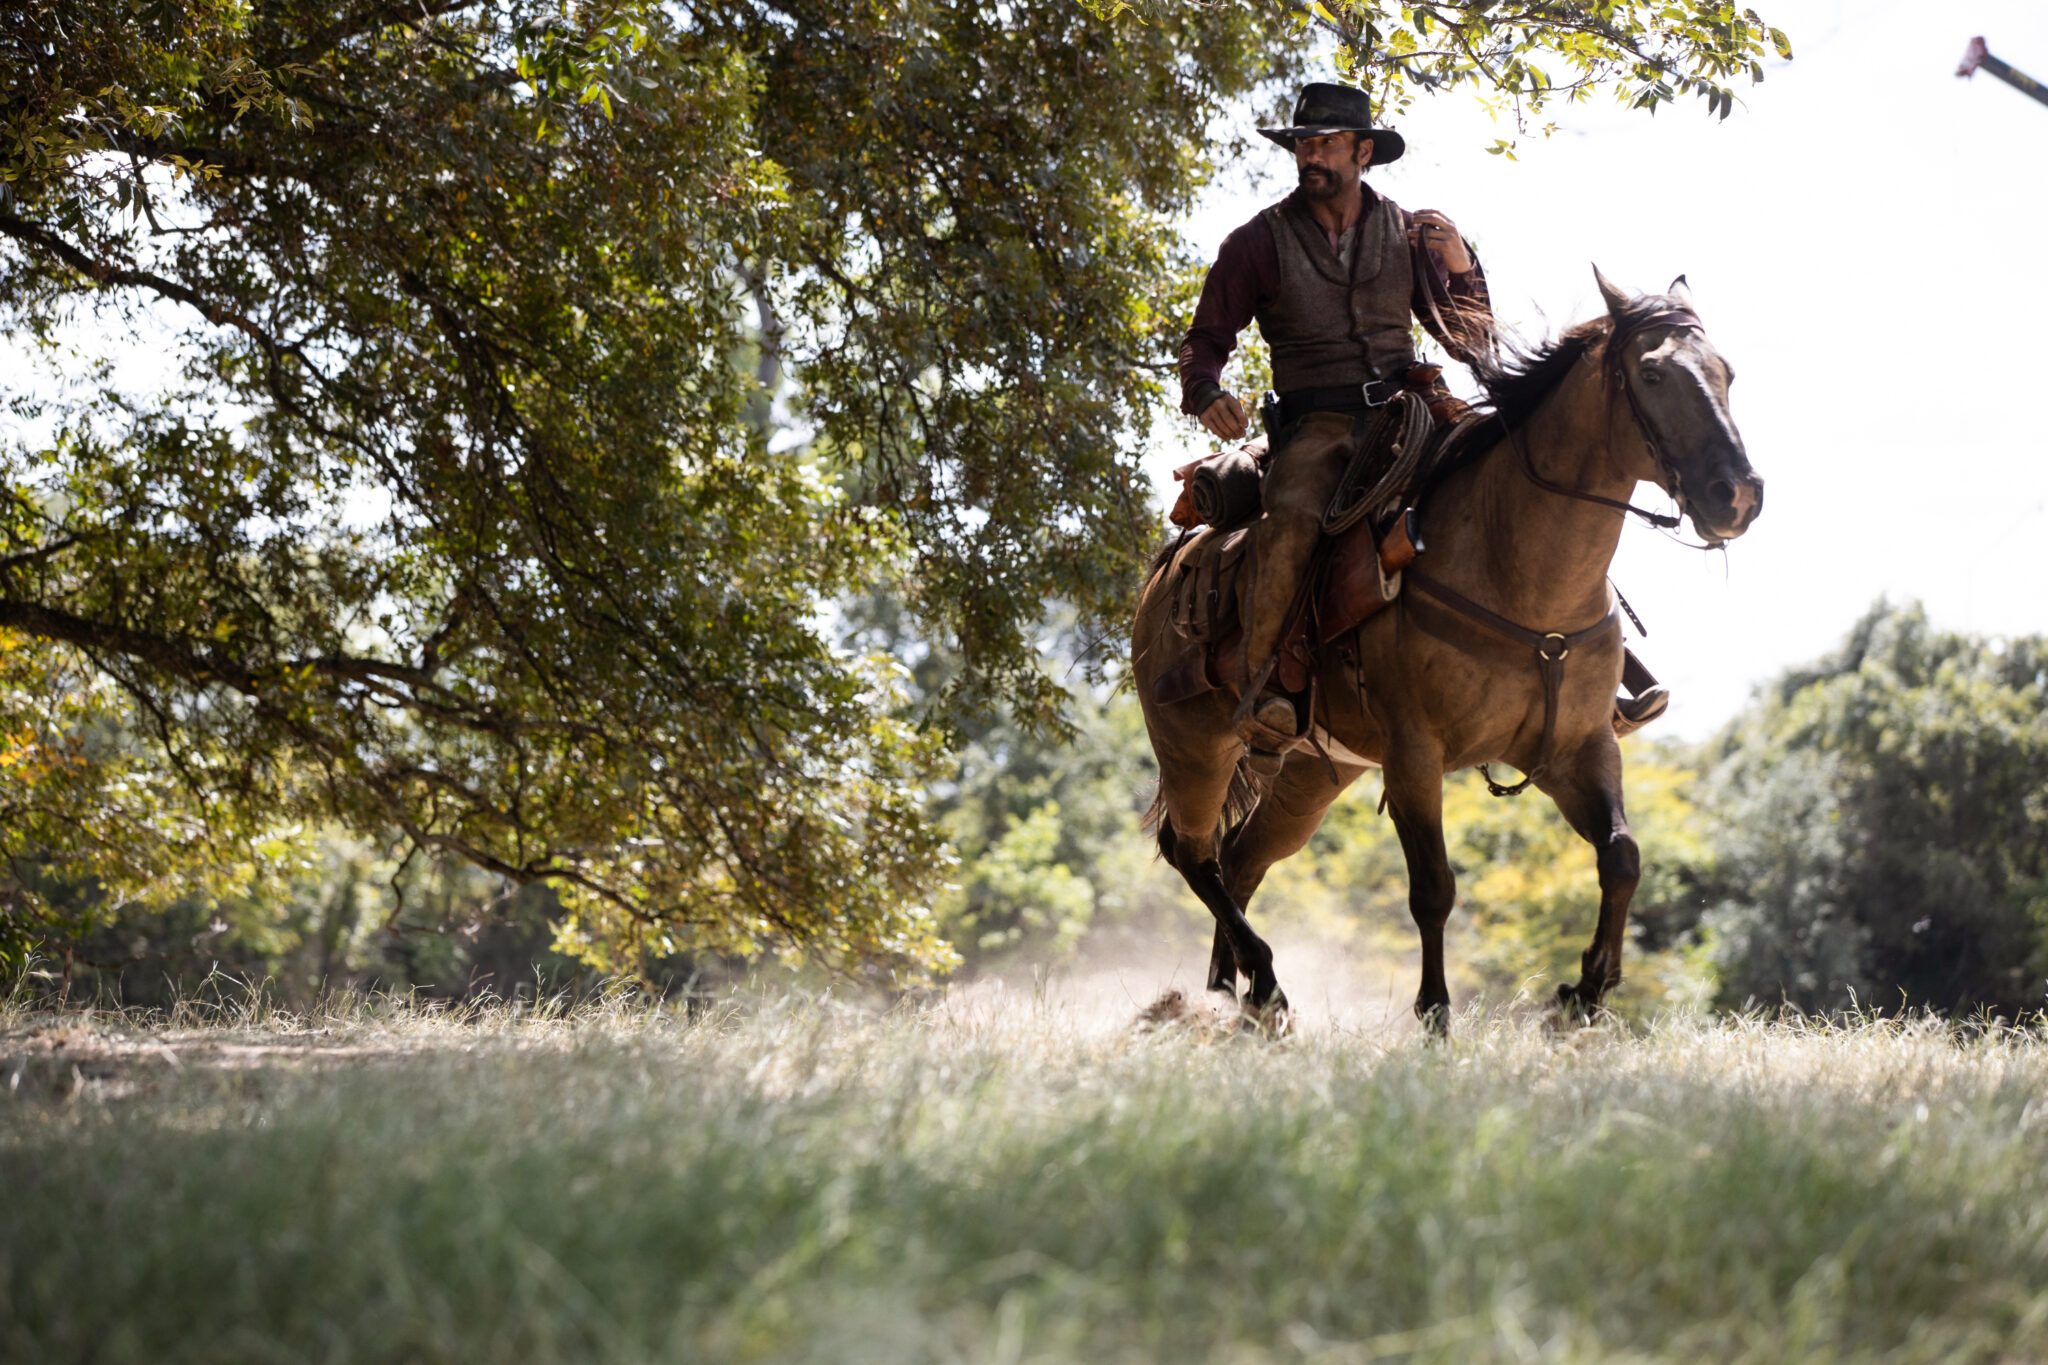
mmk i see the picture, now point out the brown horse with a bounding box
[1132,271,1764,1033]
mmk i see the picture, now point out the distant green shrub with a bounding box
[1694,603,2048,1017]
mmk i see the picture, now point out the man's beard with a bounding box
[1297,164,1347,201]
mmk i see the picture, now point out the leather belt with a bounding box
[1276,378,1404,427]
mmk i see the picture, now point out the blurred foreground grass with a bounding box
[5,989,2048,1364]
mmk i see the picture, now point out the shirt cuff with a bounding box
[1183,380,1228,418]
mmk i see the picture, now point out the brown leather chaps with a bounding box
[1236,411,1359,698]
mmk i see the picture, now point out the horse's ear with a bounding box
[1592,264,1631,318]
[1668,273,1693,303]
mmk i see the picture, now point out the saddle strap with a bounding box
[1404,568,1622,797]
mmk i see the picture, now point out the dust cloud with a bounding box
[938,917,1432,1038]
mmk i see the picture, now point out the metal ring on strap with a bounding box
[1403,568,1622,797]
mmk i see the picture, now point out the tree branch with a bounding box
[0,599,259,693]
[0,213,300,359]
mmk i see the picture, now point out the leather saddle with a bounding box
[1151,407,1498,708]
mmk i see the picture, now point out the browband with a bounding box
[1607,309,1704,362]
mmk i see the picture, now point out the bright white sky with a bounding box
[1158,0,2048,737]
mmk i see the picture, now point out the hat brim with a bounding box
[1258,125,1405,164]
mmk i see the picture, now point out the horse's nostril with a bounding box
[1708,479,1735,506]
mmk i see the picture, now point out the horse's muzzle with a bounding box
[1694,471,1764,541]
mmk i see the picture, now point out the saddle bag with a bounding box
[1168,435,1270,530]
[1189,440,1266,528]
[1167,524,1252,643]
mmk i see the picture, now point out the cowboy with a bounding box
[1178,82,1668,761]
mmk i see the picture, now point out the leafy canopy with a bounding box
[0,0,1287,972]
[1100,1,1791,156]
[1694,603,2048,1018]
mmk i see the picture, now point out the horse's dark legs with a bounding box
[1205,752,1363,1004]
[1384,751,1456,1035]
[1539,739,1640,1014]
[1187,858,1286,1015]
[1159,827,1286,1017]
[1206,923,1237,1000]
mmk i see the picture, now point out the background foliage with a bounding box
[30,2,2026,1023]
[21,597,2047,1021]
[1108,0,1792,158]
[1692,602,2048,1018]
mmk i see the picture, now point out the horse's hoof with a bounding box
[1416,1002,1451,1039]
[1240,988,1292,1038]
[1552,983,1610,1027]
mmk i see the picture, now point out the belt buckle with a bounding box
[1360,379,1394,408]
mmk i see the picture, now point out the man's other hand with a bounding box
[1408,209,1472,274]
[1199,393,1249,441]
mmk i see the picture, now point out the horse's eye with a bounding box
[1638,362,1664,385]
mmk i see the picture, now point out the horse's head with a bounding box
[1594,267,1763,544]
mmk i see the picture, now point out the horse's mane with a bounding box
[1473,290,1689,426]
[1470,322,1602,429]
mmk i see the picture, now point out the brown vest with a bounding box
[1258,191,1415,392]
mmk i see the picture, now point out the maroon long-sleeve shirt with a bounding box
[1178,186,1491,416]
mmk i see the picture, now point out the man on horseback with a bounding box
[1179,82,1667,764]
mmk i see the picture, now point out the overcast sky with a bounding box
[1161,0,2048,737]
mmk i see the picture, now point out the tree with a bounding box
[1695,604,2048,1018]
[0,0,1790,977]
[0,0,1295,973]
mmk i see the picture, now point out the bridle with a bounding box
[1514,308,1706,533]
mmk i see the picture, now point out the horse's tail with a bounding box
[1140,781,1169,837]
[1141,758,1262,867]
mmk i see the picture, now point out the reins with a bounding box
[1514,429,1680,530]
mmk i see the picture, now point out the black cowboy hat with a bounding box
[1258,82,1405,165]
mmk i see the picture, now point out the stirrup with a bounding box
[1252,692,1300,736]
[1243,745,1288,783]
[1612,684,1670,737]
[1237,688,1308,754]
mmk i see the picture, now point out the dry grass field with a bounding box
[5,985,2048,1363]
